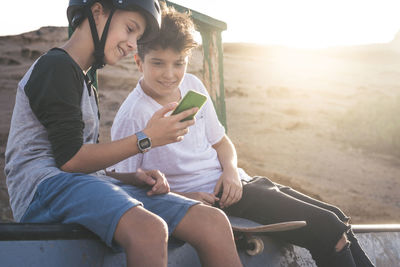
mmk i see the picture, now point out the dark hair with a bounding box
[137,3,197,59]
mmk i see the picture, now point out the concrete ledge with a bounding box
[0,223,399,266]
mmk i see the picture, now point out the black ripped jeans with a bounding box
[220,176,373,267]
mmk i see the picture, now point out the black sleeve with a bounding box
[25,51,85,167]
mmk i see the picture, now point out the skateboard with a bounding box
[228,216,307,256]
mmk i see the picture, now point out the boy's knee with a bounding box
[115,206,168,249]
[335,234,349,252]
[314,211,350,250]
[192,204,230,228]
[139,213,169,240]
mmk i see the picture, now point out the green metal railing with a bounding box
[164,0,228,129]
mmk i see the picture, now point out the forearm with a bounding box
[213,135,242,207]
[213,135,238,172]
[60,102,202,174]
[61,134,140,173]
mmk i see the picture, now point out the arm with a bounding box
[61,136,141,173]
[212,135,242,208]
[61,103,198,173]
[24,55,197,174]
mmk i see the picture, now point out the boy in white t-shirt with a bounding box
[111,5,374,267]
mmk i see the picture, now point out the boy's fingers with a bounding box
[220,185,232,207]
[213,180,222,196]
[143,174,156,186]
[203,193,217,205]
[181,118,196,128]
[201,198,213,206]
[147,191,153,196]
[138,168,156,185]
[177,128,189,136]
[153,178,166,192]
[220,191,227,206]
[148,170,170,195]
[233,188,242,204]
[174,107,198,121]
[154,102,178,118]
[225,187,237,206]
[147,183,169,196]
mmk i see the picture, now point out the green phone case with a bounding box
[171,90,207,121]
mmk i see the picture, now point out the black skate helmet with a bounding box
[67,0,161,71]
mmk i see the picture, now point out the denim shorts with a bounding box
[20,172,198,250]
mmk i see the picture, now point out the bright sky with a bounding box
[2,0,400,48]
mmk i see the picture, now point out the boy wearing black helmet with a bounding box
[5,1,242,266]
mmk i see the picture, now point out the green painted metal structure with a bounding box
[163,0,228,128]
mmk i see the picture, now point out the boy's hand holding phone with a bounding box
[143,90,207,147]
[144,102,198,147]
[171,90,207,121]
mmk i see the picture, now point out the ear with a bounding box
[134,53,144,72]
[91,2,106,25]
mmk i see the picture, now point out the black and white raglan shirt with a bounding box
[5,48,100,221]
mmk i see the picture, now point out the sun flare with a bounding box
[220,0,400,48]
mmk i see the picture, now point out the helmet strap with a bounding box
[85,6,115,75]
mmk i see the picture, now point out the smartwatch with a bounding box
[135,131,152,153]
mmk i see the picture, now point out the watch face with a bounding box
[139,138,151,149]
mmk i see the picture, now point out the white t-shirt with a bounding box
[111,73,250,193]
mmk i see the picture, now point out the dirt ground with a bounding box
[1,27,399,223]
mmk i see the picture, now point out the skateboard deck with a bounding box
[228,216,307,256]
[229,216,307,233]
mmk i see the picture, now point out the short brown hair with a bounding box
[137,3,197,59]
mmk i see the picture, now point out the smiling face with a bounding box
[101,9,146,65]
[135,47,188,103]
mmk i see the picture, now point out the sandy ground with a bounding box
[0,27,399,223]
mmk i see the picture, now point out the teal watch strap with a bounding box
[135,131,152,153]
[136,131,147,140]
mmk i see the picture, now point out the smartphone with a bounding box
[171,90,208,122]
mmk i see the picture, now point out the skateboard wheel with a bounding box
[246,236,264,256]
